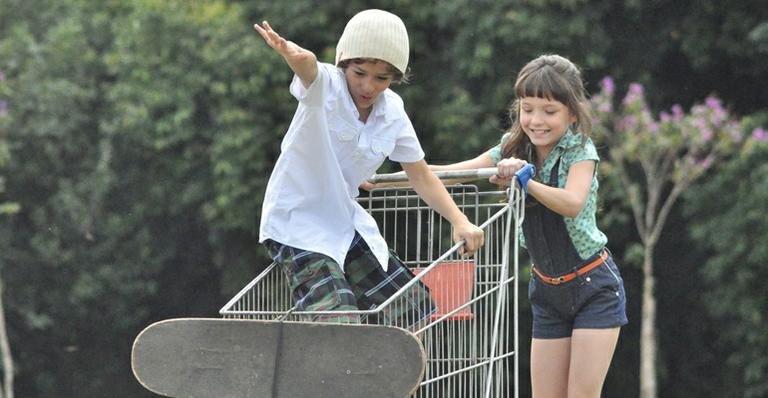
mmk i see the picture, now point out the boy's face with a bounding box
[343,61,394,114]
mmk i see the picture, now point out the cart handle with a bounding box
[369,167,500,184]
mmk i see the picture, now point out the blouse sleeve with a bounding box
[563,137,600,165]
[488,132,512,165]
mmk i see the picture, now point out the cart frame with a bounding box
[220,168,526,398]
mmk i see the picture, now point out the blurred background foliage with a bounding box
[0,0,766,396]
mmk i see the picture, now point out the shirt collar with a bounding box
[556,128,582,151]
[371,89,396,122]
[540,128,581,173]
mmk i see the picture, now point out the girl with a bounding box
[254,10,484,328]
[431,54,627,397]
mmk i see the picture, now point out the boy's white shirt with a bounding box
[259,62,424,271]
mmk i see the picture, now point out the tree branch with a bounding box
[0,277,12,398]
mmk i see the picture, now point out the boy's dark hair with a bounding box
[337,58,411,84]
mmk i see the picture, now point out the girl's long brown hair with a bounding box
[501,55,592,164]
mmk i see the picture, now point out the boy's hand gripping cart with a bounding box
[131,165,534,398]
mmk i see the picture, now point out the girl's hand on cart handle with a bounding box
[514,164,536,193]
[453,219,485,257]
[489,157,528,186]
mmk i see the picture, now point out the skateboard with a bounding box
[131,318,426,398]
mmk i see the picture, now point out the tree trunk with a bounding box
[639,246,657,398]
[0,277,13,398]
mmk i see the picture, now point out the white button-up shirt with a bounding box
[259,63,424,271]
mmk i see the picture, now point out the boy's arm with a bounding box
[254,21,318,88]
[401,160,485,256]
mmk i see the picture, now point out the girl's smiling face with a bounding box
[519,96,576,159]
[343,61,394,120]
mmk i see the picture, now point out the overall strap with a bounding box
[522,156,583,275]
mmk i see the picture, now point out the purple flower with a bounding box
[705,96,722,111]
[671,104,684,122]
[727,123,743,143]
[0,100,7,117]
[597,100,612,113]
[697,153,715,169]
[618,115,637,132]
[752,127,768,142]
[622,83,645,106]
[601,76,615,95]
[693,116,713,143]
[703,96,727,126]
[648,120,660,134]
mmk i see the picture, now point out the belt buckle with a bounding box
[551,276,566,285]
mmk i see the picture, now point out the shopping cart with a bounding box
[220,167,530,398]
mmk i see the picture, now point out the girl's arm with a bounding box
[527,160,595,218]
[363,151,496,191]
[430,151,531,188]
[254,21,318,88]
[426,151,505,186]
[401,160,485,256]
[429,150,495,172]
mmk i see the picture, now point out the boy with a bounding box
[255,10,483,327]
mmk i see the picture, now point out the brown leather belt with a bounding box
[532,249,609,285]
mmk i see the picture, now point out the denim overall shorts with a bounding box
[525,157,628,339]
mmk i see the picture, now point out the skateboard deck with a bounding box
[131,318,426,398]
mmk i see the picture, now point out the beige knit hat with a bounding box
[335,9,409,74]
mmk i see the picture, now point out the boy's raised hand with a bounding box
[254,21,314,63]
[254,21,317,86]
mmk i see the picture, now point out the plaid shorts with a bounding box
[265,232,437,330]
